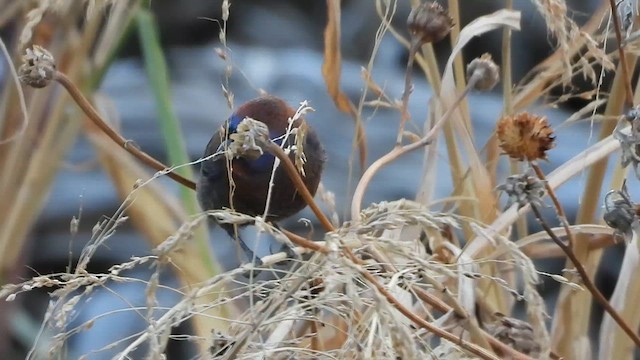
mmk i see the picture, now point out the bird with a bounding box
[196,95,326,263]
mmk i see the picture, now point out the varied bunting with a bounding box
[197,95,325,261]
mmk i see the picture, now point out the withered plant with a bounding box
[1,1,640,359]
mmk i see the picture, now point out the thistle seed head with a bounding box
[407,2,453,45]
[496,112,555,161]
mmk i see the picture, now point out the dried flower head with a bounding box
[603,185,637,239]
[485,314,541,357]
[407,2,453,45]
[615,106,640,179]
[294,122,308,176]
[496,112,555,161]
[226,117,269,160]
[19,45,56,88]
[467,53,500,91]
[496,172,546,209]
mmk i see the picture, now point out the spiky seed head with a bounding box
[497,112,555,161]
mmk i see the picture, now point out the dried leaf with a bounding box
[322,0,367,170]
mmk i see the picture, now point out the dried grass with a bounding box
[2,0,640,359]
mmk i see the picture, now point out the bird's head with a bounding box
[218,96,293,171]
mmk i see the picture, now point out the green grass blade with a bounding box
[136,9,217,274]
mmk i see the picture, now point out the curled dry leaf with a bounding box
[322,0,367,170]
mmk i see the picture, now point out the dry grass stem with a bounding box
[5,1,640,359]
[54,71,197,190]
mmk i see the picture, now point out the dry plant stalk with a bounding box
[5,1,640,359]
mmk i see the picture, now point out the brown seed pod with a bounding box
[407,2,453,45]
[19,45,56,88]
[496,112,555,161]
[467,53,500,91]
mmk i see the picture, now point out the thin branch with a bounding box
[261,141,335,233]
[530,162,575,247]
[608,0,634,106]
[281,229,330,254]
[54,71,196,190]
[396,38,421,145]
[340,246,501,360]
[530,203,640,348]
[351,77,478,219]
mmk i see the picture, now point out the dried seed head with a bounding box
[466,53,500,91]
[615,106,640,179]
[486,315,541,357]
[226,117,269,160]
[407,2,453,45]
[603,186,637,238]
[497,112,555,161]
[625,105,640,122]
[19,45,55,88]
[496,172,546,209]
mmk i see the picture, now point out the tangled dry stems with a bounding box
[3,200,548,359]
[4,0,640,359]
